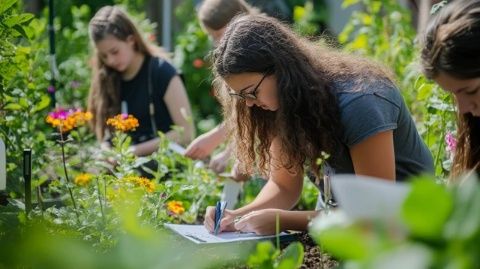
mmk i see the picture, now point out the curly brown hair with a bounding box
[421,0,480,180]
[213,14,395,176]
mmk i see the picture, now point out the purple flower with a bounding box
[445,131,457,154]
[47,85,55,93]
[48,108,68,120]
[48,108,78,120]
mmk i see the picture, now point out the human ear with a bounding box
[126,35,136,49]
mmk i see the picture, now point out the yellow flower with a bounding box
[167,201,185,215]
[106,114,139,132]
[136,177,155,193]
[122,176,155,193]
[74,173,93,186]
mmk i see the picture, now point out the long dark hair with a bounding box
[213,14,394,176]
[87,5,165,141]
[421,0,480,179]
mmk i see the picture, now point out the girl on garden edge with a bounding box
[421,0,480,181]
[204,14,434,235]
[88,6,194,157]
[185,0,258,179]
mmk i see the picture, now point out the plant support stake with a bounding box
[24,149,32,214]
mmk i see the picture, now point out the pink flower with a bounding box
[48,108,71,120]
[445,131,457,154]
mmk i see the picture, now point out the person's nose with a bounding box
[456,95,476,114]
[105,55,116,67]
[245,99,255,107]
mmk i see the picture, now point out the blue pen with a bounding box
[213,201,227,235]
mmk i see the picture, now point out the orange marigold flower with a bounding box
[106,114,139,132]
[46,108,92,133]
[123,176,155,193]
[74,173,93,186]
[167,201,185,215]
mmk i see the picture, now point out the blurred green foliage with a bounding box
[0,0,466,267]
[247,241,304,269]
[310,174,480,268]
[338,0,455,177]
[0,0,51,195]
[173,0,221,132]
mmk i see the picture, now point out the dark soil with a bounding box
[295,233,338,269]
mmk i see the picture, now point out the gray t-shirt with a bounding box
[327,79,434,181]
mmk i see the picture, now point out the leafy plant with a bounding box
[338,0,456,177]
[0,0,52,196]
[310,174,480,268]
[1,207,252,269]
[247,241,305,269]
[292,0,326,37]
[173,1,220,128]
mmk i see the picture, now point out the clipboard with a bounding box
[164,224,298,244]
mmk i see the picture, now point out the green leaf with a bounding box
[247,241,278,268]
[32,95,51,113]
[3,13,34,27]
[293,6,305,22]
[350,34,368,50]
[417,83,433,101]
[362,14,373,25]
[401,179,453,239]
[342,0,360,8]
[19,97,28,108]
[0,0,16,15]
[444,175,480,240]
[12,24,28,39]
[316,225,371,260]
[4,103,22,110]
[371,1,382,13]
[277,242,304,269]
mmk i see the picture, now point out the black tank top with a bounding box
[120,56,177,144]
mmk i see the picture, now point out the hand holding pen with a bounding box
[203,201,236,234]
[213,201,227,234]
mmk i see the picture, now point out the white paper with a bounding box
[168,142,186,155]
[331,174,410,222]
[221,178,242,210]
[168,142,204,168]
[164,224,293,244]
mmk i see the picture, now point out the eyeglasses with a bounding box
[228,71,270,100]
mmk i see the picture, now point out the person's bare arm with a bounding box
[184,123,227,159]
[163,75,195,145]
[131,76,195,156]
[349,130,395,181]
[232,137,304,215]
